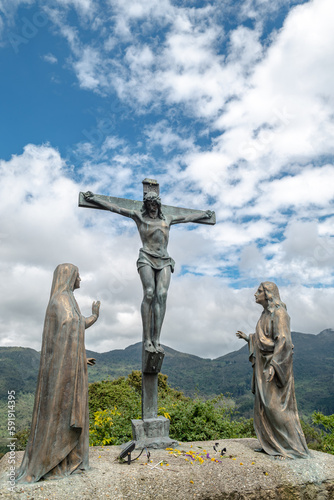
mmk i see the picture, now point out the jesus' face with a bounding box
[147,200,158,219]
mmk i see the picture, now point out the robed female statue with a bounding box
[236,281,309,459]
[16,263,100,482]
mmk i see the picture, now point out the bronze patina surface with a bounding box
[79,179,215,447]
[16,264,100,483]
[236,282,309,459]
[80,180,215,356]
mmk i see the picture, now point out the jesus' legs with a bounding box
[139,265,171,353]
[139,265,156,352]
[153,266,171,352]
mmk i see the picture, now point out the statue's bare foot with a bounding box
[144,340,156,353]
[154,342,164,354]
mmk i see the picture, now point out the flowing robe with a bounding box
[249,307,309,459]
[16,264,89,482]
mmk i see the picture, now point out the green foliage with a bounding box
[88,375,141,445]
[89,408,132,446]
[300,419,323,451]
[13,428,30,450]
[166,395,255,442]
[89,376,141,416]
[312,411,334,455]
[88,372,256,446]
[0,392,34,440]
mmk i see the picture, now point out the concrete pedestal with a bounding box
[131,416,178,449]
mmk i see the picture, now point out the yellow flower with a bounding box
[240,463,243,465]
[232,458,236,460]
[190,480,194,484]
[251,462,255,465]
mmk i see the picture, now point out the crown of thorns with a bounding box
[143,191,161,204]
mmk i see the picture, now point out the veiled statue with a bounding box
[16,263,100,483]
[236,281,309,459]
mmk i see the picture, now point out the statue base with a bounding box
[131,417,178,449]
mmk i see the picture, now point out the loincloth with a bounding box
[136,248,175,273]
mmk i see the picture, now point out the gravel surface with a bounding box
[1,439,334,499]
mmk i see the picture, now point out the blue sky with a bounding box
[0,0,333,358]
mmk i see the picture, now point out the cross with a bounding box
[79,178,215,448]
[79,178,216,224]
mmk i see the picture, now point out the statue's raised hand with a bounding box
[92,300,101,318]
[236,330,249,342]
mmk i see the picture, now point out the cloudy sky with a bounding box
[0,0,333,359]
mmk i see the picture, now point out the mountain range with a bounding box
[0,329,333,419]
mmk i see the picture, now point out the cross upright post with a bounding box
[79,179,215,448]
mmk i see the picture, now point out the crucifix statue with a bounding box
[79,178,215,447]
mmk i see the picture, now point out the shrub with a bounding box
[312,412,334,455]
[88,372,256,446]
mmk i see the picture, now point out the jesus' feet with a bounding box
[153,342,164,354]
[144,340,156,353]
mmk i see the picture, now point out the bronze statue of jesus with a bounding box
[82,180,215,354]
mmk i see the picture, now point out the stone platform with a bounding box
[0,438,333,499]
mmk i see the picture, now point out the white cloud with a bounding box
[249,164,334,217]
[42,52,57,64]
[55,0,94,15]
[73,46,102,89]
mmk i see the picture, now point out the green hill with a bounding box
[0,329,333,434]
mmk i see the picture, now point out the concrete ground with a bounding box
[1,438,334,499]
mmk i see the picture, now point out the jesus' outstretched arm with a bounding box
[170,209,213,225]
[83,191,136,218]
